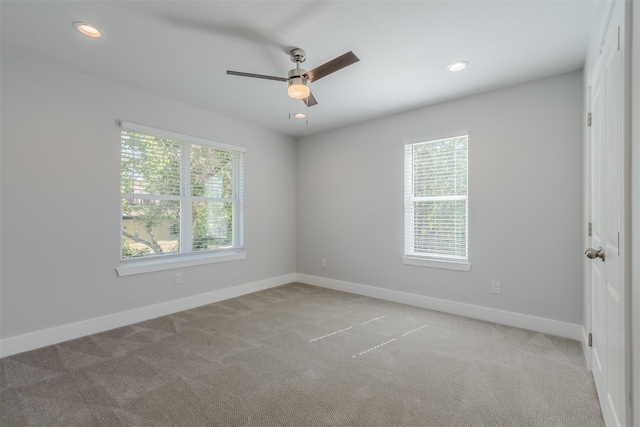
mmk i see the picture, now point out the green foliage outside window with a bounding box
[120,129,242,260]
[405,135,468,260]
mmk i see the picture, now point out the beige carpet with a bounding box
[1,283,604,426]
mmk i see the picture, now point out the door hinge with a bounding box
[588,222,592,236]
[618,26,620,51]
[588,333,593,347]
[587,112,592,127]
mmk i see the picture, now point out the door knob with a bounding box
[585,247,605,261]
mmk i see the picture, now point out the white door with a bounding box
[588,9,627,427]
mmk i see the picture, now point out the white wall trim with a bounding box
[1,272,586,358]
[402,256,472,271]
[297,274,584,341]
[116,252,246,276]
[0,273,295,358]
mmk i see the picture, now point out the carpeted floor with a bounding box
[1,283,604,426]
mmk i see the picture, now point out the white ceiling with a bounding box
[1,1,599,138]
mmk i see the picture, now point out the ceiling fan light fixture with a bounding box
[288,76,310,99]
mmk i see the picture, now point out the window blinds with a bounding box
[404,135,468,262]
[120,122,244,260]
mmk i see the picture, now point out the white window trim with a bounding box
[402,256,471,271]
[402,131,470,271]
[116,251,246,276]
[118,121,247,154]
[117,121,246,275]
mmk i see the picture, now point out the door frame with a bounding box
[631,2,639,424]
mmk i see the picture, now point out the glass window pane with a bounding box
[121,198,180,258]
[192,201,233,251]
[121,131,181,196]
[190,146,235,199]
[120,124,244,261]
[413,136,467,198]
[404,134,468,262]
[413,200,467,258]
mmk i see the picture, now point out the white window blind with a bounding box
[404,134,468,263]
[120,122,244,261]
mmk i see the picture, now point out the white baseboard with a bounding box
[1,272,586,358]
[296,274,584,341]
[0,273,296,358]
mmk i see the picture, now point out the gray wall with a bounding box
[0,50,297,339]
[0,47,585,341]
[296,70,584,324]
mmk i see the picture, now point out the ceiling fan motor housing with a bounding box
[288,68,307,80]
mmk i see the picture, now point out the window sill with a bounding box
[402,256,471,271]
[116,251,246,276]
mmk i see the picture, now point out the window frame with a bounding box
[402,132,471,271]
[116,121,246,276]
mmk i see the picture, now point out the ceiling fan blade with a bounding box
[226,70,287,82]
[302,91,318,107]
[304,51,359,82]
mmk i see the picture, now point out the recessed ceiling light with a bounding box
[447,61,468,72]
[72,21,102,38]
[294,113,306,119]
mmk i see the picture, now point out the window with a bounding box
[403,133,469,269]
[119,122,244,272]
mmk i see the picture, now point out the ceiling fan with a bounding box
[227,48,359,107]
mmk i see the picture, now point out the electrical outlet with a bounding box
[491,281,501,295]
[321,258,327,268]
[174,272,182,285]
